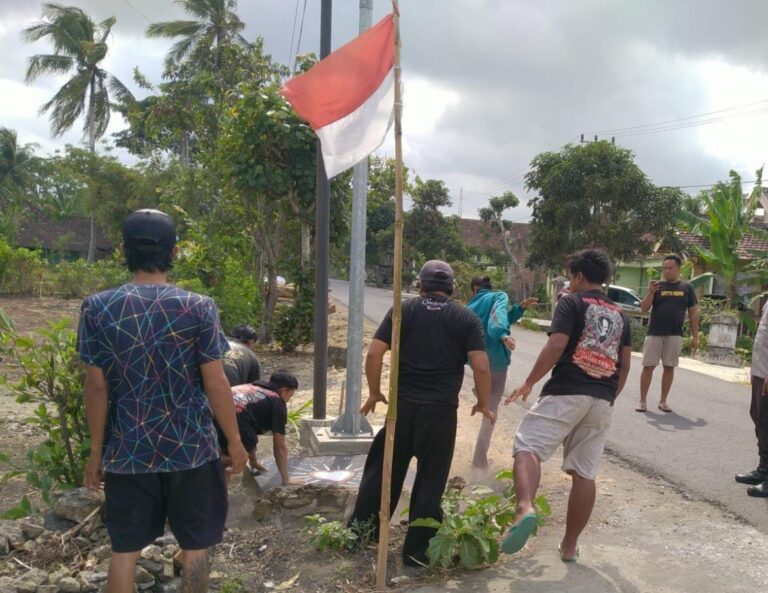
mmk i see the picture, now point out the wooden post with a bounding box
[376,1,403,589]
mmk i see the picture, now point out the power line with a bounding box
[287,0,300,71]
[295,0,309,71]
[119,0,151,22]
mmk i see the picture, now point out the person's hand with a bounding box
[471,404,496,425]
[502,335,516,351]
[231,383,258,395]
[520,297,539,310]
[504,382,533,404]
[690,335,699,354]
[360,390,388,415]
[224,442,248,481]
[648,279,661,293]
[84,454,103,491]
[282,478,306,486]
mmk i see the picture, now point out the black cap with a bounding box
[122,209,176,251]
[418,260,454,285]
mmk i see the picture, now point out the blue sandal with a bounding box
[501,513,538,554]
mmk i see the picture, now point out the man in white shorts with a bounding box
[502,249,632,562]
[636,254,698,413]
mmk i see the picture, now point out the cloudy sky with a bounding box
[2,0,768,221]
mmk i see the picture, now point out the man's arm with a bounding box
[272,433,297,485]
[640,280,659,313]
[615,345,632,398]
[505,333,569,403]
[200,360,247,477]
[361,338,389,415]
[467,350,495,424]
[84,365,108,491]
[688,305,699,352]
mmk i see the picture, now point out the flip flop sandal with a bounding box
[658,404,673,413]
[558,542,579,563]
[634,404,647,413]
[501,513,538,554]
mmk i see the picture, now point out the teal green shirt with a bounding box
[466,289,524,371]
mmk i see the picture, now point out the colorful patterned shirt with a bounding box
[77,284,229,474]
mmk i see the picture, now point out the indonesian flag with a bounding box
[281,14,395,179]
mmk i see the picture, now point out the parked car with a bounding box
[561,282,643,314]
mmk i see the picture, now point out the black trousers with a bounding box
[750,376,768,465]
[348,400,457,565]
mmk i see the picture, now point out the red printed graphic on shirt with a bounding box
[571,296,625,379]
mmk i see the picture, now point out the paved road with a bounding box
[329,280,766,533]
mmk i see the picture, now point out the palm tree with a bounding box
[146,0,248,78]
[0,128,37,238]
[24,3,133,262]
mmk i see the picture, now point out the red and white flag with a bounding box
[281,15,395,179]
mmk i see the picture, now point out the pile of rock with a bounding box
[0,488,184,593]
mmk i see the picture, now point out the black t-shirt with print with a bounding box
[541,290,632,402]
[647,281,698,337]
[216,383,287,453]
[374,294,486,407]
[222,339,261,386]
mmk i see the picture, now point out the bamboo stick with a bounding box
[376,1,403,589]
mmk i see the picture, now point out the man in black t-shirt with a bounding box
[348,260,494,567]
[637,254,698,413]
[503,249,632,562]
[215,370,301,486]
[222,325,261,387]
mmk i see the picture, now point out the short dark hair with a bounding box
[470,276,493,291]
[230,324,258,343]
[565,249,612,285]
[270,369,299,390]
[663,253,682,267]
[124,245,174,273]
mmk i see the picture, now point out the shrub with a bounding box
[304,515,375,552]
[0,310,88,514]
[273,272,314,353]
[0,238,44,295]
[411,470,550,569]
[49,256,130,298]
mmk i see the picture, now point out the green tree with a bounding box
[525,141,683,271]
[680,169,768,308]
[405,177,467,263]
[0,128,37,238]
[24,3,133,262]
[478,191,525,296]
[146,0,248,84]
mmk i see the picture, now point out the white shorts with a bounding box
[513,394,612,480]
[642,335,683,367]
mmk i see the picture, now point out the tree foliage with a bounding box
[525,141,683,270]
[405,177,467,263]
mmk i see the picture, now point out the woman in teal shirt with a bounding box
[467,276,537,468]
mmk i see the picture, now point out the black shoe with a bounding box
[747,482,768,497]
[735,467,768,485]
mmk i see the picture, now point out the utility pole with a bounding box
[580,133,615,144]
[312,0,332,420]
[332,0,373,436]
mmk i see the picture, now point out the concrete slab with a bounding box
[299,417,335,448]
[308,425,381,456]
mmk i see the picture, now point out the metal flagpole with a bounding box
[331,0,374,437]
[312,0,332,420]
[376,1,403,589]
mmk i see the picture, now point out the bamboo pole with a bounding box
[376,2,403,590]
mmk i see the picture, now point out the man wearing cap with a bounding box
[348,259,494,567]
[77,209,247,593]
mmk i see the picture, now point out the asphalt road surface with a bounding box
[329,279,766,533]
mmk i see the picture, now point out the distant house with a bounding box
[16,215,113,261]
[458,218,546,298]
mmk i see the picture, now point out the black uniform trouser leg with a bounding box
[750,376,768,465]
[348,401,457,566]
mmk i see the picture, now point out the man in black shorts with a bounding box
[348,259,494,567]
[78,209,247,593]
[222,324,261,386]
[637,254,698,413]
[216,370,302,485]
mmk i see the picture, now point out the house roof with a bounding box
[16,215,112,253]
[677,228,768,260]
[458,218,529,251]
